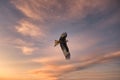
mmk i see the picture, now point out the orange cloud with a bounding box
[17,46,37,55]
[101,51,120,61]
[14,39,33,46]
[31,55,66,65]
[0,37,37,55]
[14,39,37,55]
[29,51,120,80]
[0,76,40,80]
[16,20,44,37]
[11,0,41,20]
[11,0,112,21]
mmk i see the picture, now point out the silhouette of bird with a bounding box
[54,32,70,60]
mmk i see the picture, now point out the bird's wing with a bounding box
[58,32,70,59]
[60,42,70,59]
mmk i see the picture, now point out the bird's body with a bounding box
[54,32,70,59]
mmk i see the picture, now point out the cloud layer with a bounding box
[30,51,120,80]
[16,20,43,37]
[0,0,120,80]
[11,0,115,22]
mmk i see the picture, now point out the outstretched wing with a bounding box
[60,42,70,59]
[59,32,70,59]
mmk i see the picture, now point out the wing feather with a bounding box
[58,32,70,59]
[60,42,70,59]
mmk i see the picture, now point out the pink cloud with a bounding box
[16,20,44,37]
[11,0,112,22]
[29,51,120,80]
[17,46,37,55]
[14,39,38,55]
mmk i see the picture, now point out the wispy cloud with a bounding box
[11,0,113,22]
[0,0,119,80]
[16,20,44,37]
[17,46,37,55]
[29,51,120,80]
[14,39,37,55]
[0,36,37,55]
[31,57,62,64]
[14,38,33,46]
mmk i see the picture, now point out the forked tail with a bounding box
[54,40,60,47]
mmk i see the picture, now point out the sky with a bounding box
[0,0,120,80]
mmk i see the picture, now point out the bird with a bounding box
[54,32,70,60]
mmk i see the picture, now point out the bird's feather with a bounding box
[59,32,70,59]
[54,32,70,60]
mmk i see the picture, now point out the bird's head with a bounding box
[61,32,67,37]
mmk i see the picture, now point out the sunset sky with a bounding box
[0,0,120,80]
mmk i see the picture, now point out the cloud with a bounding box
[0,77,39,80]
[11,0,113,22]
[29,51,120,80]
[0,36,37,55]
[102,51,120,61]
[14,38,33,46]
[17,46,37,55]
[60,51,120,76]
[31,57,62,65]
[60,51,120,74]
[14,39,37,55]
[16,20,44,37]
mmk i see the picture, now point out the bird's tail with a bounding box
[54,40,60,47]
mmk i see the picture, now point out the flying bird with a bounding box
[54,32,70,60]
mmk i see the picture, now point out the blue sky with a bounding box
[0,0,120,80]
